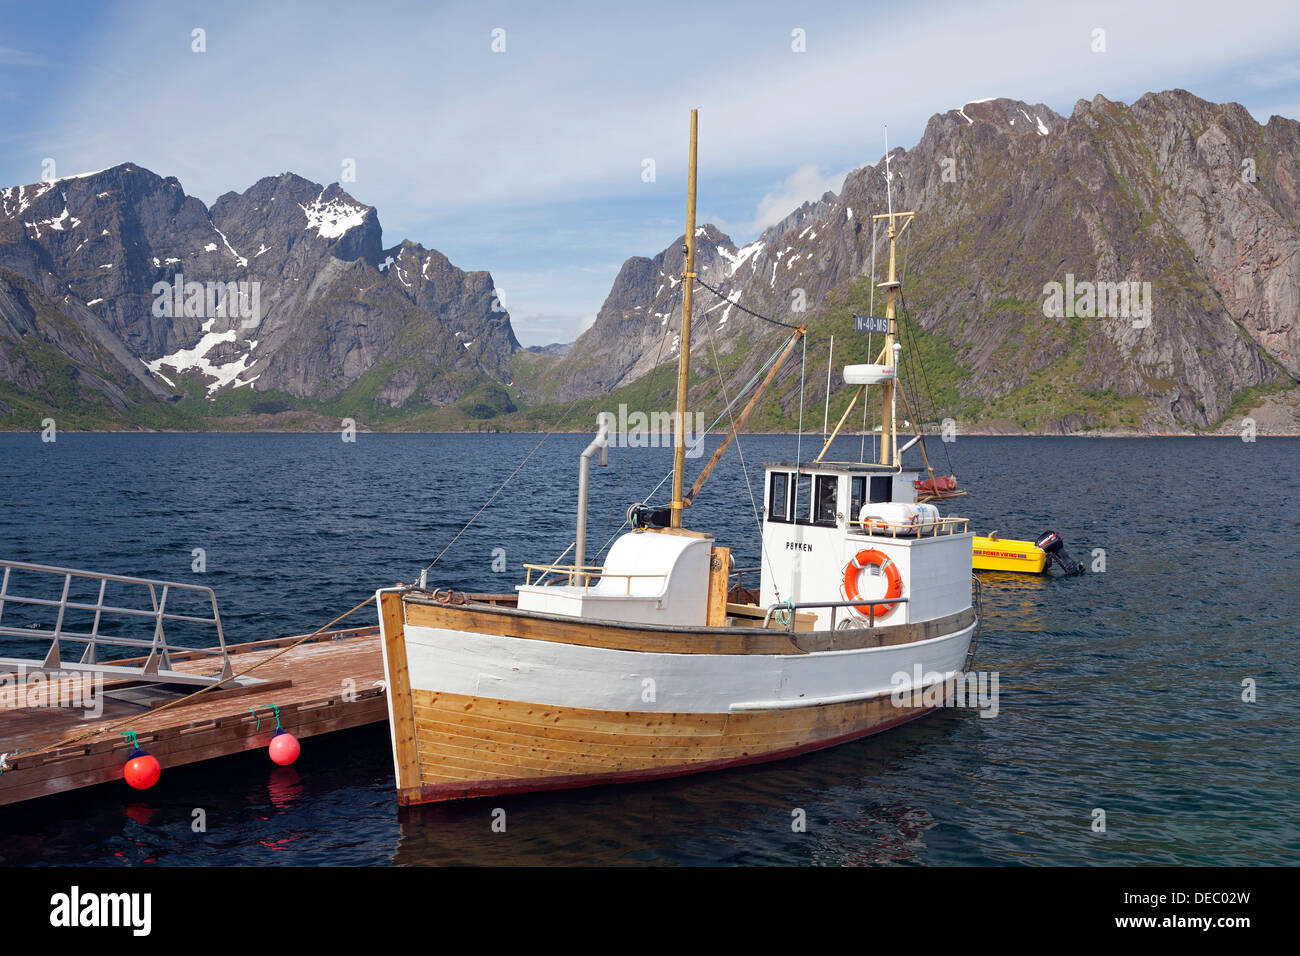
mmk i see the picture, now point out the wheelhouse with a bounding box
[763,461,924,529]
[759,461,973,630]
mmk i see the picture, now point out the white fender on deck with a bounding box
[859,501,920,530]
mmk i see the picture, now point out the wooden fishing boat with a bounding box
[376,111,980,805]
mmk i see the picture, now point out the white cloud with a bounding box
[37,0,1300,222]
[11,0,1300,340]
[1244,61,1300,90]
[0,45,45,67]
[748,164,851,234]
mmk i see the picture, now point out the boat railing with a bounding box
[848,516,970,538]
[521,563,669,595]
[762,596,910,633]
[0,559,244,687]
[729,565,762,593]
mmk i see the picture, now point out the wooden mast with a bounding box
[670,108,699,528]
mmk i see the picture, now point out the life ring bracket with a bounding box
[841,548,903,621]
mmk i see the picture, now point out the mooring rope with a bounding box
[16,391,605,761]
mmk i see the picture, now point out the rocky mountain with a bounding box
[0,165,518,428]
[520,223,745,403]
[4,90,1297,434]
[521,90,1300,433]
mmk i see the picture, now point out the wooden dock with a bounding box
[0,626,387,806]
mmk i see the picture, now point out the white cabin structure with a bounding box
[758,461,973,630]
[515,531,714,627]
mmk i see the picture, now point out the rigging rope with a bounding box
[694,276,800,329]
[885,221,955,480]
[701,316,784,602]
[420,386,597,576]
[863,217,880,463]
[790,336,807,603]
[593,328,802,558]
[594,310,673,553]
[899,288,955,477]
[868,218,878,320]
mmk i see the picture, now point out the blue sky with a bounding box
[3,0,1300,345]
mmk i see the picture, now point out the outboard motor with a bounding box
[628,503,673,529]
[1035,530,1084,575]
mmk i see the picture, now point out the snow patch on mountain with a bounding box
[147,317,260,396]
[299,191,369,240]
[213,226,248,267]
[717,240,764,277]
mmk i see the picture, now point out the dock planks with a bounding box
[0,626,387,806]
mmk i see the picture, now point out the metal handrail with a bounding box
[0,559,234,682]
[521,562,668,595]
[762,596,910,633]
[531,541,576,587]
[848,516,970,537]
[729,565,762,594]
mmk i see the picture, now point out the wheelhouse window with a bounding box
[768,472,790,522]
[771,471,840,526]
[869,475,893,503]
[850,476,867,519]
[814,475,838,525]
[793,473,812,523]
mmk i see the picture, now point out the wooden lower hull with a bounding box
[400,687,933,805]
[378,590,977,806]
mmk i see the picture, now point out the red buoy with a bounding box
[268,729,300,766]
[123,748,161,790]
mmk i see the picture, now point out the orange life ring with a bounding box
[842,548,903,620]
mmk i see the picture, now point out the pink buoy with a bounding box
[268,729,300,766]
[123,748,161,790]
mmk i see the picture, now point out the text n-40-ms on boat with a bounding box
[375,110,980,806]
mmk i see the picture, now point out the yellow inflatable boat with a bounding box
[972,534,1049,573]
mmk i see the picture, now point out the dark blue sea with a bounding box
[0,432,1296,866]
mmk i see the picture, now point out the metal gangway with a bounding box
[0,560,260,688]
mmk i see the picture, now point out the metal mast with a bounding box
[872,144,913,466]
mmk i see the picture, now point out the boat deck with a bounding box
[0,626,386,806]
